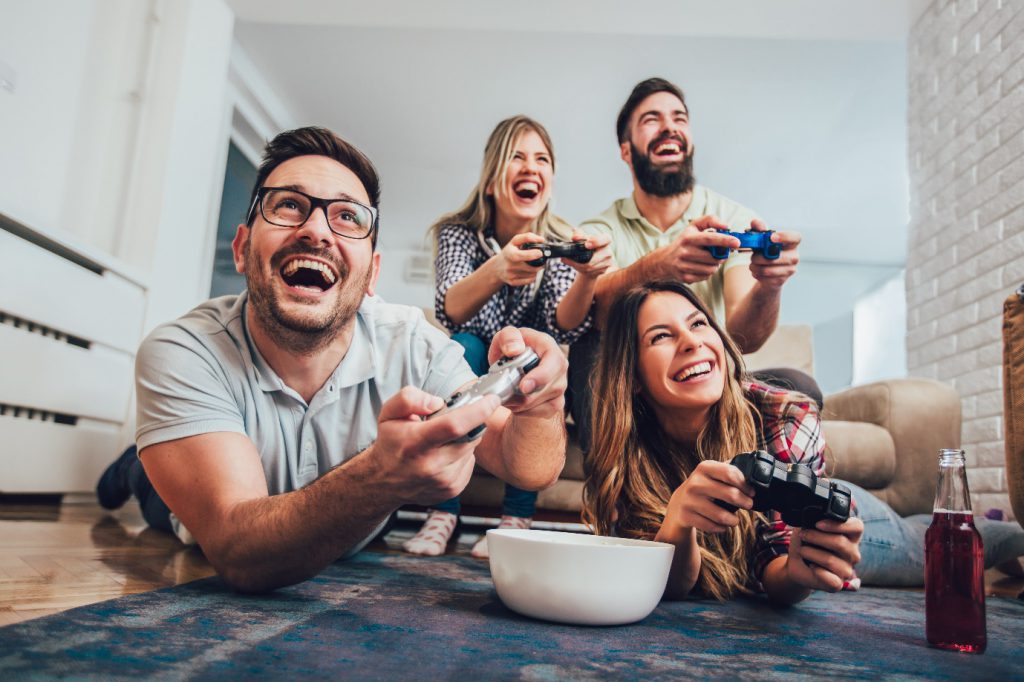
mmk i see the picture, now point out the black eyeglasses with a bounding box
[246,187,378,240]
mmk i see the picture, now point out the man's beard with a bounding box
[244,240,369,356]
[631,140,696,198]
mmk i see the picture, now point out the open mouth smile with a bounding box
[672,360,714,383]
[651,137,686,158]
[280,257,339,294]
[513,179,542,200]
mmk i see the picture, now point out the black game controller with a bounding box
[715,450,852,528]
[519,240,594,267]
[426,349,541,442]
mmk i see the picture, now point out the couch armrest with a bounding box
[822,378,961,516]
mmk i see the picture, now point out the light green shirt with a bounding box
[580,186,758,322]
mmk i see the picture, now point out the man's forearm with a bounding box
[490,410,566,491]
[593,254,660,327]
[725,283,781,354]
[206,451,396,593]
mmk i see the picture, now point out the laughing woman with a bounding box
[583,280,1024,602]
[402,115,613,558]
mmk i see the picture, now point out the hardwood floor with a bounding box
[0,494,214,627]
[1,495,1021,628]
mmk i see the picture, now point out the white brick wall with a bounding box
[907,0,1024,517]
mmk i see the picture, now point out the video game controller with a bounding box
[715,450,852,528]
[519,240,594,267]
[706,230,781,261]
[426,349,541,442]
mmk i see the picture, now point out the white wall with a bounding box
[1,4,912,396]
[854,272,908,385]
[906,1,1024,515]
[229,22,910,389]
[0,0,144,253]
[0,0,235,333]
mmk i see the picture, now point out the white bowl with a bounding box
[486,528,675,626]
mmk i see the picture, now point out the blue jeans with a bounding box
[434,333,538,519]
[843,480,1024,586]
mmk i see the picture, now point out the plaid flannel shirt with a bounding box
[745,381,828,583]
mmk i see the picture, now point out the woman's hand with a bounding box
[664,460,756,534]
[493,233,545,286]
[563,231,614,280]
[783,517,863,593]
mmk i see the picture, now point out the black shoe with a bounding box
[96,445,138,510]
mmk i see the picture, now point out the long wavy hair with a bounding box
[429,115,573,243]
[583,281,773,600]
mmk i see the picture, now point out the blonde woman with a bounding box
[583,280,1024,602]
[403,115,613,558]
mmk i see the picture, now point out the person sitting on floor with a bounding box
[582,280,1024,602]
[402,115,612,558]
[96,126,570,593]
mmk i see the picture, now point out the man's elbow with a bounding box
[212,555,307,594]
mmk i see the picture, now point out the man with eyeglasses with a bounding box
[96,127,569,592]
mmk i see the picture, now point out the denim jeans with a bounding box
[843,480,1024,586]
[435,333,538,519]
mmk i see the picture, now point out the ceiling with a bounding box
[227,0,926,42]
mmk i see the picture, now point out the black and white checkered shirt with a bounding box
[434,223,593,345]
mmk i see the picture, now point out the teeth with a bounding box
[282,259,336,283]
[515,180,540,193]
[675,361,711,381]
[655,142,681,154]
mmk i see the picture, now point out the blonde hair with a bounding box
[429,115,573,242]
[582,281,775,600]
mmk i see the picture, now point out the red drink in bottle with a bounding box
[924,449,986,654]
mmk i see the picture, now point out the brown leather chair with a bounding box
[1003,285,1024,525]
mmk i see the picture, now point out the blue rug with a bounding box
[1,551,1021,680]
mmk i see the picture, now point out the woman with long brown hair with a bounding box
[583,280,1024,602]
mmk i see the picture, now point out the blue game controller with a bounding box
[706,230,782,261]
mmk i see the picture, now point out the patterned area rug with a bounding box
[1,552,1021,680]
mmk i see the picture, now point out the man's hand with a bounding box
[488,326,567,419]
[650,214,738,284]
[783,516,863,593]
[748,219,800,289]
[369,386,502,507]
[563,231,614,280]
[494,233,546,286]
[663,460,756,534]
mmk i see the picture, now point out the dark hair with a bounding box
[615,78,688,144]
[248,126,382,246]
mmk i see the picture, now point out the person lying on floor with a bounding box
[582,280,1024,603]
[404,115,612,558]
[96,126,568,593]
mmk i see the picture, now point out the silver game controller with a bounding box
[428,348,541,442]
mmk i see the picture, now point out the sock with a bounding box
[402,510,458,556]
[471,515,531,559]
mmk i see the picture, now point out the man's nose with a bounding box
[295,206,334,245]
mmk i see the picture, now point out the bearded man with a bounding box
[569,78,814,451]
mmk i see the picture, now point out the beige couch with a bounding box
[440,320,962,521]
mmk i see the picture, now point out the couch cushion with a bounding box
[822,420,896,489]
[460,475,584,514]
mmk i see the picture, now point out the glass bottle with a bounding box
[924,448,986,653]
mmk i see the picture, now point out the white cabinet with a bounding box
[0,214,147,492]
